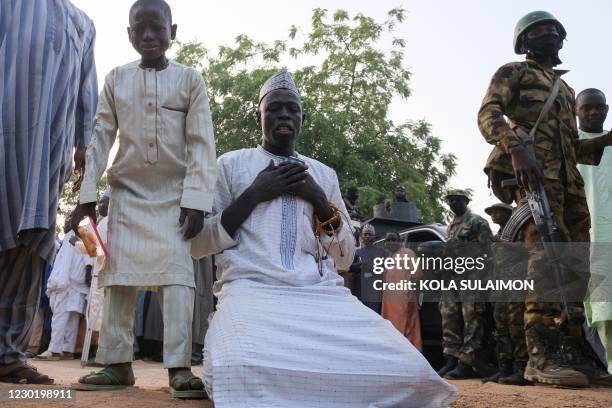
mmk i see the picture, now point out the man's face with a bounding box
[361,230,375,246]
[490,208,511,226]
[258,89,304,151]
[384,233,401,252]
[577,93,608,131]
[128,4,176,62]
[394,187,406,200]
[446,196,468,215]
[99,197,110,218]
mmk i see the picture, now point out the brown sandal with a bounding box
[0,363,54,384]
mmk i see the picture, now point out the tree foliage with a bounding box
[176,8,456,222]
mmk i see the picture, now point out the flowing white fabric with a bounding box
[578,129,612,323]
[193,147,457,407]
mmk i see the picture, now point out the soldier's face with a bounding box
[577,93,608,131]
[526,22,560,40]
[490,209,510,226]
[446,196,468,215]
[524,22,562,55]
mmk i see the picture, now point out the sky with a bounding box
[70,0,612,228]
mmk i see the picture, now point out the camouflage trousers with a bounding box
[516,179,590,335]
[439,283,485,364]
[493,301,528,362]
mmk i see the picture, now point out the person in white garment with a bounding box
[35,225,92,361]
[79,188,111,364]
[576,88,612,373]
[191,69,458,407]
[70,0,215,398]
[87,190,110,336]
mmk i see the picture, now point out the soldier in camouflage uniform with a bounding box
[482,203,530,385]
[437,189,496,379]
[478,11,612,387]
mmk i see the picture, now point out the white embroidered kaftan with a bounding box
[80,60,216,288]
[191,147,458,408]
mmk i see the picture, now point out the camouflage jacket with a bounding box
[478,59,604,197]
[447,208,493,243]
[445,209,493,264]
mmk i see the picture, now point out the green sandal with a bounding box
[170,374,207,399]
[72,370,130,391]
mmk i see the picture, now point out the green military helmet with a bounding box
[513,10,566,54]
[484,203,513,215]
[445,189,471,201]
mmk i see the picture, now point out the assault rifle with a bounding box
[501,178,571,320]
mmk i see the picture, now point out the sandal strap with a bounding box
[170,374,201,387]
[87,370,121,386]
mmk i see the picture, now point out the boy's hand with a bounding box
[179,208,204,240]
[69,202,97,233]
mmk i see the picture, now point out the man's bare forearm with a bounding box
[220,188,260,237]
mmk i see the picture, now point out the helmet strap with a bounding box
[526,49,562,67]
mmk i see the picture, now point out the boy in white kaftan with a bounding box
[78,57,215,368]
[72,0,214,396]
[191,69,457,407]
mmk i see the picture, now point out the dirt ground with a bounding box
[1,359,612,407]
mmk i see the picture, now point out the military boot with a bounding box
[482,360,513,383]
[445,362,478,380]
[471,356,498,378]
[524,326,589,387]
[498,360,532,386]
[562,336,612,387]
[437,355,458,377]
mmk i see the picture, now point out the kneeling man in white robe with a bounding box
[192,69,458,407]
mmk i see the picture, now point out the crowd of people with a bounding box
[1,1,612,407]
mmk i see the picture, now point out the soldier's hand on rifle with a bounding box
[509,144,543,192]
